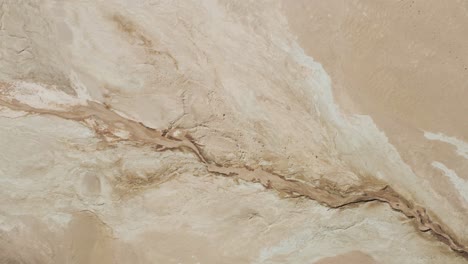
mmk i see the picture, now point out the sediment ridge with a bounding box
[0,93,465,259]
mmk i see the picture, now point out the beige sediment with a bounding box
[0,96,466,258]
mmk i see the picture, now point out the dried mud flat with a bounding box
[0,1,467,263]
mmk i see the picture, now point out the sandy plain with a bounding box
[0,0,467,263]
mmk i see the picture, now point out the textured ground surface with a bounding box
[0,0,467,263]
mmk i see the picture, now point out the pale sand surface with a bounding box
[0,1,467,263]
[283,0,468,244]
[313,251,378,264]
